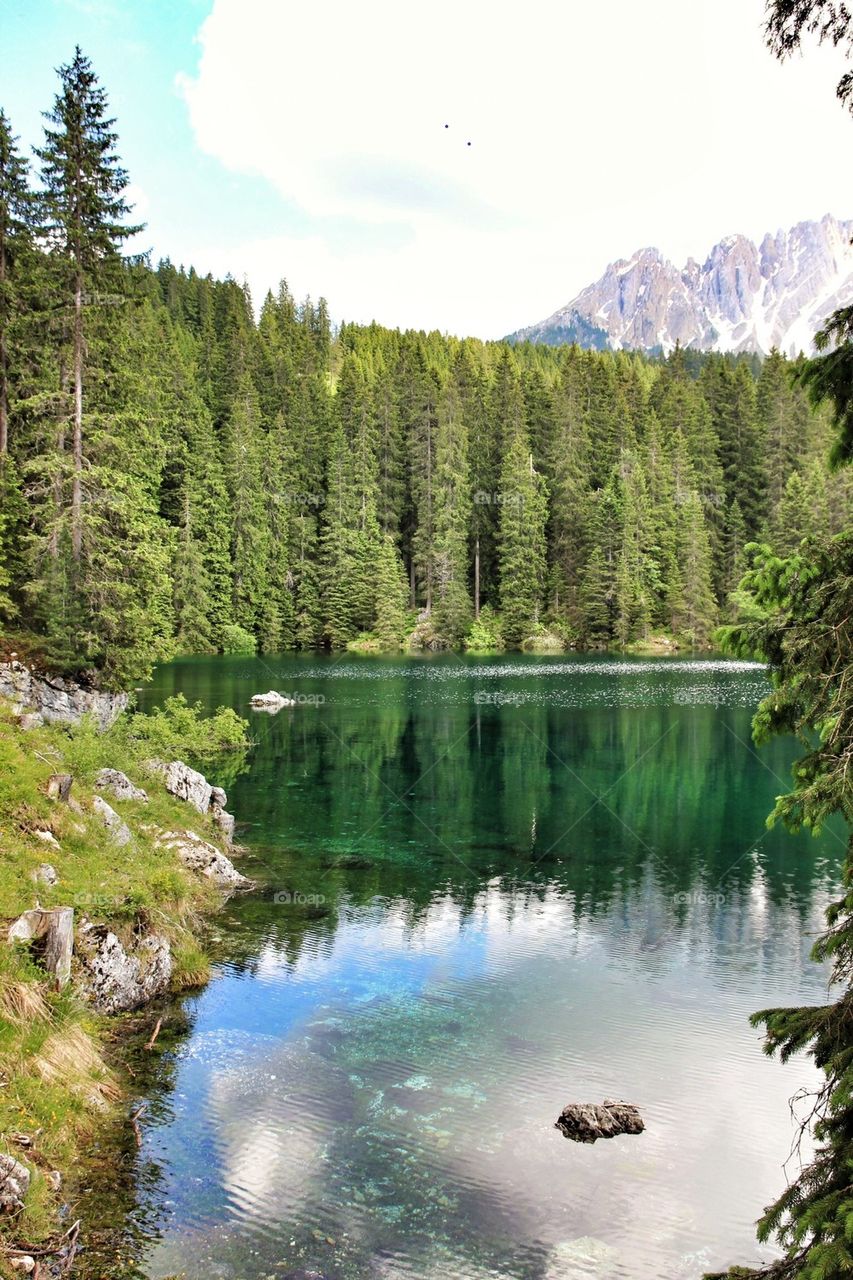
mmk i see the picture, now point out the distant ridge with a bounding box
[508,214,853,356]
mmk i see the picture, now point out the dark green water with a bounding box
[111,654,842,1280]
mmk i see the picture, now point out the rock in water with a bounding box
[249,690,295,708]
[0,1153,31,1213]
[76,925,172,1013]
[555,1099,644,1143]
[96,768,148,803]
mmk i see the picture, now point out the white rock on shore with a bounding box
[154,829,254,890]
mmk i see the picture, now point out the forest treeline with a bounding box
[1,50,851,687]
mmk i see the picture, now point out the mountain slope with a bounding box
[509,214,853,355]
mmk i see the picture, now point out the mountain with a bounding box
[508,214,853,356]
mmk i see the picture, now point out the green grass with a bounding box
[0,699,246,1268]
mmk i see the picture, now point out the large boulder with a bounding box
[96,768,148,804]
[7,907,74,986]
[555,1099,644,1144]
[76,924,172,1014]
[0,661,127,731]
[149,760,212,814]
[249,690,294,708]
[92,795,132,847]
[155,829,253,890]
[0,1153,30,1213]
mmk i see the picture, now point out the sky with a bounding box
[2,0,852,337]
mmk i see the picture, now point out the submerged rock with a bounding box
[0,1153,30,1213]
[96,767,148,804]
[76,924,172,1014]
[92,795,133,847]
[555,1098,644,1143]
[7,907,74,986]
[155,829,254,890]
[322,853,374,870]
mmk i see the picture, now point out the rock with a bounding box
[149,759,212,814]
[76,924,172,1014]
[211,806,236,846]
[322,853,374,870]
[32,863,58,887]
[0,1153,31,1213]
[46,1169,61,1192]
[210,785,227,809]
[249,690,295,708]
[92,795,132,847]
[46,773,73,802]
[0,661,128,731]
[10,1256,35,1273]
[7,907,74,986]
[34,829,60,850]
[555,1099,644,1143]
[546,1237,619,1278]
[155,829,254,890]
[95,768,148,804]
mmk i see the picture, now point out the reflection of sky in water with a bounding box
[131,656,842,1280]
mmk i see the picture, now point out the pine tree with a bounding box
[373,533,409,648]
[36,47,141,562]
[674,489,717,645]
[0,109,36,458]
[498,401,548,647]
[431,375,473,644]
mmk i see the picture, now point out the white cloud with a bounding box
[178,0,853,336]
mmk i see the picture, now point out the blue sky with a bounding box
[2,0,852,336]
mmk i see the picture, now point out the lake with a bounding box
[94,653,843,1280]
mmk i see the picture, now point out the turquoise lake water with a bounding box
[94,653,843,1280]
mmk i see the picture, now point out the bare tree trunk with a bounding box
[474,537,480,619]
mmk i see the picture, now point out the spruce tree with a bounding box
[498,403,548,647]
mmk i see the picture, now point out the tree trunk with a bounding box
[474,537,480,619]
[71,269,83,560]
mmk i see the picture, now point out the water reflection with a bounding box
[93,655,844,1280]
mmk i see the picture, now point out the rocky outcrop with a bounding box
[0,1153,30,1213]
[75,924,172,1014]
[148,759,212,814]
[7,907,74,986]
[510,213,853,356]
[92,795,132,847]
[0,661,128,731]
[209,785,236,846]
[46,773,73,802]
[555,1099,644,1143]
[96,768,148,804]
[154,829,253,890]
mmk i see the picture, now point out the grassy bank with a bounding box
[0,697,250,1272]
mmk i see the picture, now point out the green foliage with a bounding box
[220,622,257,654]
[465,604,504,652]
[123,692,250,761]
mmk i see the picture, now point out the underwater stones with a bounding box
[95,768,148,803]
[155,829,254,890]
[7,907,74,986]
[76,923,172,1014]
[0,1153,30,1213]
[546,1236,620,1278]
[555,1098,644,1143]
[92,795,132,847]
[321,853,374,870]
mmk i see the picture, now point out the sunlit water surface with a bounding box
[90,654,843,1280]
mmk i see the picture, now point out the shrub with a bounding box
[220,624,257,654]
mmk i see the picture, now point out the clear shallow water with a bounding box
[103,654,843,1280]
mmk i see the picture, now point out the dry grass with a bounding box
[33,1025,121,1106]
[0,981,50,1029]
